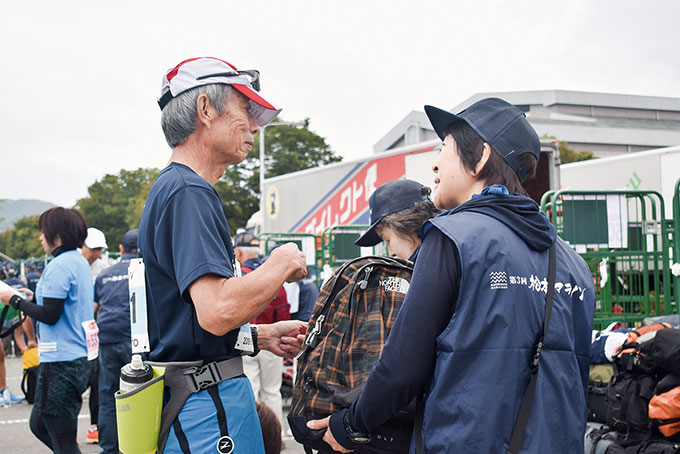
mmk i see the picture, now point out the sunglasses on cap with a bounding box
[196,69,261,92]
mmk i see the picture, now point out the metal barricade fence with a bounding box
[258,232,322,284]
[672,178,680,308]
[258,226,386,287]
[320,225,387,268]
[540,189,673,329]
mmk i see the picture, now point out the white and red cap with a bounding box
[158,57,281,126]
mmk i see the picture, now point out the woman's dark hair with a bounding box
[444,121,537,195]
[38,207,88,250]
[376,186,441,240]
[256,402,282,454]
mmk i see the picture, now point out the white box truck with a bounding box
[560,145,680,219]
[258,140,559,235]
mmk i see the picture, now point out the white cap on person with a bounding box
[157,57,282,126]
[84,227,107,250]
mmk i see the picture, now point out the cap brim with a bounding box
[85,243,107,249]
[354,223,382,247]
[233,84,281,126]
[424,105,463,140]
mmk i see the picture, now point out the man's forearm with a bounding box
[190,244,307,336]
[191,269,286,335]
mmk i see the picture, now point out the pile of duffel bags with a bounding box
[586,315,680,453]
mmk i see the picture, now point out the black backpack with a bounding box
[627,439,680,454]
[607,325,679,446]
[607,372,659,445]
[288,256,414,454]
[584,424,626,454]
[21,366,39,404]
[20,346,40,404]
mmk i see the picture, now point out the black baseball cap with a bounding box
[424,97,540,182]
[233,232,259,248]
[355,180,429,247]
[122,229,138,250]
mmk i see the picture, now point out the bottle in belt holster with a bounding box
[120,354,154,392]
[115,354,165,454]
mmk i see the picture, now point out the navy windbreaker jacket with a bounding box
[420,195,594,453]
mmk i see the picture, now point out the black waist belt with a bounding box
[148,356,244,453]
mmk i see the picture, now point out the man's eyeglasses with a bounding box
[197,70,261,92]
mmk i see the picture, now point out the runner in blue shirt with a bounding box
[1,207,95,454]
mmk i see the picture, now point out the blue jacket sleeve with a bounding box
[329,228,461,449]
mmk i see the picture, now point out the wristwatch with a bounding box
[249,325,259,357]
[9,294,24,310]
[343,412,372,444]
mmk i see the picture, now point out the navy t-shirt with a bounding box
[138,162,238,362]
[95,253,138,344]
[3,276,24,290]
[25,271,41,294]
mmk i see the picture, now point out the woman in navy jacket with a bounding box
[309,98,594,453]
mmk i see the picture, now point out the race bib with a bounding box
[232,259,253,354]
[128,258,150,353]
[81,320,99,360]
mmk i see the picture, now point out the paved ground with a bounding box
[0,356,306,453]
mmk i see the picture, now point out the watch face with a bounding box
[351,435,372,444]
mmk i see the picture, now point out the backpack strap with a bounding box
[0,305,27,339]
[507,244,556,454]
[302,259,358,350]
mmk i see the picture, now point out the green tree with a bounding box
[126,179,156,230]
[77,168,159,248]
[215,118,341,232]
[257,119,341,179]
[4,215,43,259]
[541,135,595,164]
[558,141,595,163]
[0,229,13,258]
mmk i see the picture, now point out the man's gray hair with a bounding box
[160,84,233,148]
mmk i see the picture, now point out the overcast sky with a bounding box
[2,0,679,208]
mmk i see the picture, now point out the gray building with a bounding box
[373,90,680,157]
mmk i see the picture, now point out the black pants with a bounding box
[89,361,99,426]
[29,408,81,454]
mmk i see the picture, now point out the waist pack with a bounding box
[289,256,414,454]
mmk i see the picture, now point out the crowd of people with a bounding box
[0,54,595,454]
